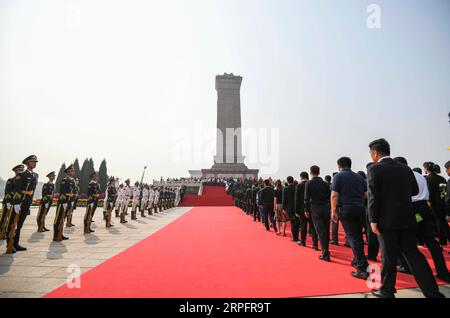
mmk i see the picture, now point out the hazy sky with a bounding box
[1,0,449,182]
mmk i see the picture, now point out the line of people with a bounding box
[231,138,449,298]
[0,157,179,254]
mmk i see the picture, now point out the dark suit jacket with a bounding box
[295,181,307,214]
[367,158,419,230]
[304,177,330,211]
[282,184,296,217]
[446,179,450,216]
[260,186,275,209]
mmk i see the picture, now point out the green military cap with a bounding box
[22,155,38,164]
[64,164,75,173]
[90,171,99,178]
[12,164,25,172]
[46,171,56,178]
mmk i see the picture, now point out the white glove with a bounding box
[6,203,11,210]
[89,203,94,208]
[45,203,50,209]
[14,205,20,213]
[63,203,68,210]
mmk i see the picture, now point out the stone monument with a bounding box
[200,73,259,179]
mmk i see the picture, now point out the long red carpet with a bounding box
[45,206,449,298]
[179,186,233,206]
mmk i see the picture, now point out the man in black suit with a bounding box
[283,176,298,243]
[260,179,277,232]
[367,138,444,298]
[304,166,331,262]
[445,160,450,217]
[295,172,318,248]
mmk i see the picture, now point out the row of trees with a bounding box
[55,158,108,194]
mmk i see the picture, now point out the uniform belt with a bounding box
[65,193,74,197]
[22,191,33,195]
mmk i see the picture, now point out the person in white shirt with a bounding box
[394,157,450,283]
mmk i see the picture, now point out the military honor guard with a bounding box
[131,181,140,220]
[120,179,131,222]
[105,177,117,228]
[36,171,56,232]
[153,187,160,213]
[53,164,75,241]
[115,183,123,218]
[0,164,25,240]
[6,155,39,253]
[147,186,155,215]
[66,178,79,227]
[141,184,149,217]
[84,171,100,234]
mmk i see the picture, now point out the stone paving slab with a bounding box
[0,206,192,297]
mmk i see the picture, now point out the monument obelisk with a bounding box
[201,73,259,179]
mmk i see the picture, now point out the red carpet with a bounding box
[46,206,449,298]
[179,186,233,206]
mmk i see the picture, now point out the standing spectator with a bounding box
[296,172,318,249]
[367,138,443,298]
[424,161,449,246]
[283,176,298,243]
[274,180,287,236]
[331,157,369,279]
[260,179,277,233]
[304,166,331,262]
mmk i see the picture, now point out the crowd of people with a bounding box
[231,138,449,298]
[0,157,180,254]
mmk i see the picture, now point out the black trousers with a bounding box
[262,206,277,232]
[431,206,450,246]
[6,203,30,247]
[414,201,450,278]
[378,228,443,298]
[310,204,330,257]
[339,205,369,272]
[253,205,260,222]
[299,212,317,246]
[365,207,380,259]
[331,219,339,243]
[289,214,300,242]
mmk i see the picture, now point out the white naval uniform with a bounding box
[122,185,132,214]
[141,188,149,211]
[131,186,140,212]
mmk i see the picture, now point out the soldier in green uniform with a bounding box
[66,178,79,227]
[6,155,39,253]
[84,171,100,234]
[53,164,75,241]
[0,164,24,240]
[36,171,56,232]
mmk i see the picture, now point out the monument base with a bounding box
[201,163,259,179]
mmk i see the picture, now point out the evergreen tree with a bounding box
[80,159,89,195]
[73,158,81,180]
[98,159,108,193]
[55,163,66,193]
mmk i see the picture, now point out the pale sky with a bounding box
[1,0,449,183]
